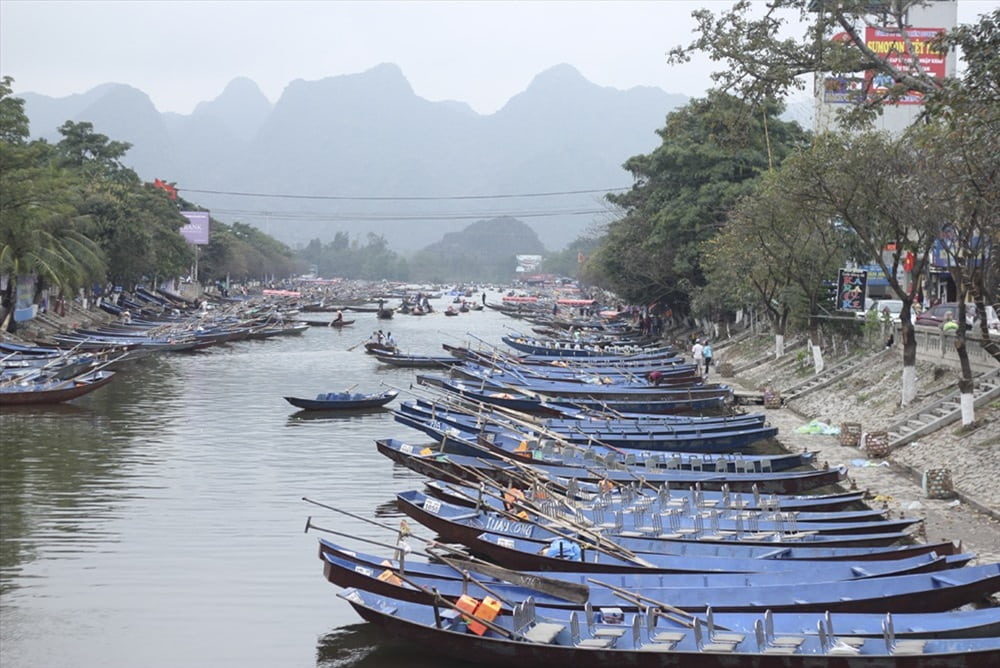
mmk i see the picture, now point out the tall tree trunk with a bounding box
[900,321,918,407]
[809,317,824,374]
[954,335,976,426]
[954,301,976,426]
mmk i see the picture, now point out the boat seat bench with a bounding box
[523,622,564,644]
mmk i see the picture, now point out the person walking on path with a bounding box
[691,338,704,376]
[702,340,713,376]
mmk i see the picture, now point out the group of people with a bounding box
[648,336,713,385]
[369,329,395,347]
[691,337,713,376]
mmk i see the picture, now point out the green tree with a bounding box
[55,123,192,287]
[715,165,858,369]
[0,77,105,330]
[55,120,135,183]
[669,0,953,121]
[762,132,944,405]
[591,91,809,316]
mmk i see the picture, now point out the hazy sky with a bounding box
[4,0,995,116]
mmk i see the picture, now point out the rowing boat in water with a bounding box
[283,389,398,411]
[336,586,1000,667]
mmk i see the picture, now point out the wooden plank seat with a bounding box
[524,622,565,644]
[693,618,739,652]
[706,607,746,644]
[585,602,628,639]
[570,611,613,648]
[824,611,865,650]
[515,597,565,645]
[884,614,927,655]
[764,610,806,648]
[754,620,800,655]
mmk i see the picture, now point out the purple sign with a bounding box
[180,211,210,245]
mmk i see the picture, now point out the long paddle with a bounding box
[585,576,739,632]
[305,517,517,607]
[346,337,370,352]
[302,504,589,603]
[440,457,656,569]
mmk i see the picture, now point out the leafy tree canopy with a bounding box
[591,91,809,313]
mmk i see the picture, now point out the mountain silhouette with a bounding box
[17,64,687,252]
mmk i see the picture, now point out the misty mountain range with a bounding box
[18,67,813,254]
[17,64,694,252]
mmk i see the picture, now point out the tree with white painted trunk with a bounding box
[761,133,943,406]
[711,169,855,373]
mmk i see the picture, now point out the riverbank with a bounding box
[714,333,1000,570]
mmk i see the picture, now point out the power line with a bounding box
[180,186,630,201]
[209,207,611,222]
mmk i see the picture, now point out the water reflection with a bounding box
[316,623,478,668]
[287,408,393,423]
[0,294,516,668]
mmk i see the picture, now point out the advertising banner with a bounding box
[822,75,867,105]
[13,274,37,322]
[179,211,210,245]
[837,269,868,312]
[864,27,946,105]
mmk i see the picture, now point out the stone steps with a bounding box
[885,368,1000,448]
[781,353,874,402]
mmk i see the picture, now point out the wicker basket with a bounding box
[922,468,956,499]
[862,431,890,458]
[717,361,734,378]
[839,422,862,447]
[762,387,782,409]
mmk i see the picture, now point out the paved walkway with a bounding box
[726,373,1000,566]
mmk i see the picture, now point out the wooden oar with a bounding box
[450,459,657,568]
[302,507,589,604]
[586,576,740,631]
[346,338,370,352]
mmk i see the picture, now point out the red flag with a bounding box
[154,178,178,200]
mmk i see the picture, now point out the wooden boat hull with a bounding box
[0,370,116,406]
[338,587,1000,668]
[375,354,465,369]
[284,390,397,411]
[376,439,848,494]
[322,550,994,614]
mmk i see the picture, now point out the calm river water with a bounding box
[0,292,525,668]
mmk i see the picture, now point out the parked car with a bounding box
[914,302,1000,332]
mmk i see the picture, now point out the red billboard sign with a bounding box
[864,26,946,105]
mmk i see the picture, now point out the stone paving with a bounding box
[716,341,1000,568]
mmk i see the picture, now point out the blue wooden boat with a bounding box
[421,479,878,517]
[417,377,730,414]
[453,361,701,386]
[444,344,686,369]
[316,538,968,595]
[395,490,917,553]
[423,480,887,524]
[439,369,731,401]
[336,586,1000,667]
[392,408,780,458]
[405,398,768,432]
[374,353,465,368]
[321,549,996,614]
[502,335,673,359]
[319,545,1000,637]
[283,389,398,411]
[400,398,767,434]
[376,439,848,494]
